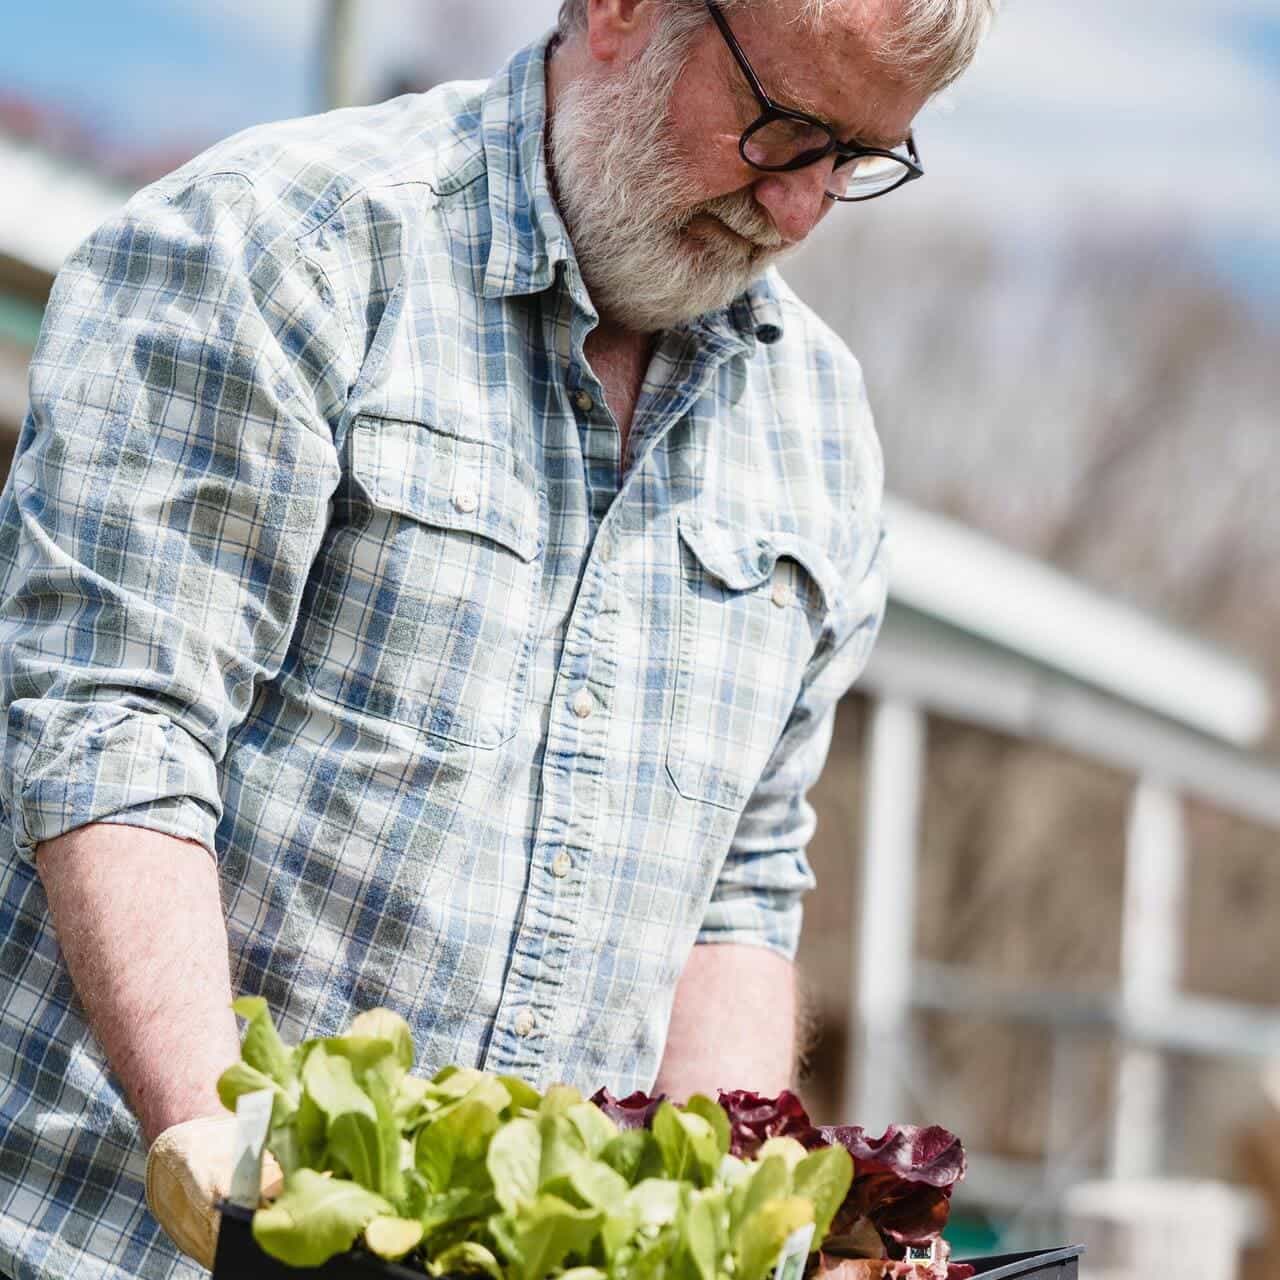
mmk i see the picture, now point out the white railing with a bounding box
[844,600,1280,1219]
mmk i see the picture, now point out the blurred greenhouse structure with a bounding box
[5,91,1280,1280]
[0,114,128,456]
[831,503,1278,1253]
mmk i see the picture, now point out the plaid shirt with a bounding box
[0,34,885,1280]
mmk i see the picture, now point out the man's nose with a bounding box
[751,161,832,244]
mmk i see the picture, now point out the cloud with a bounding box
[357,0,557,83]
[164,0,318,50]
[959,0,1273,108]
[910,0,1280,239]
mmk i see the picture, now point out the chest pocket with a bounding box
[667,514,836,812]
[299,415,544,749]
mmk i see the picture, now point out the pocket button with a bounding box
[453,486,479,514]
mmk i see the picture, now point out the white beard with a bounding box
[548,36,789,334]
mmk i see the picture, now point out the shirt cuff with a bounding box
[695,848,816,961]
[6,703,221,862]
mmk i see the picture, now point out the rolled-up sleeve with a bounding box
[696,525,888,959]
[0,173,349,861]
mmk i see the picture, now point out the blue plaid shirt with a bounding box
[0,34,885,1280]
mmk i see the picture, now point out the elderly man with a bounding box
[0,0,995,1275]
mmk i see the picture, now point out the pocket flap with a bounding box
[677,516,773,591]
[677,514,842,609]
[351,415,542,562]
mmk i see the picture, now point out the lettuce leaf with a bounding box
[716,1091,818,1158]
[252,1169,392,1267]
[818,1125,965,1253]
[588,1089,667,1131]
[489,1194,604,1280]
[224,1003,965,1279]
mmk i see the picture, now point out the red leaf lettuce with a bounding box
[589,1088,969,1269]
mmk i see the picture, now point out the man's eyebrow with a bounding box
[855,127,911,151]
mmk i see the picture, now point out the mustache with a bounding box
[688,191,786,250]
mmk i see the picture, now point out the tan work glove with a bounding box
[145,1113,283,1270]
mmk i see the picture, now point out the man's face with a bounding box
[549,0,930,334]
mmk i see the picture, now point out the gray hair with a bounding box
[554,0,998,96]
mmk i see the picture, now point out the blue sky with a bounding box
[3,0,317,146]
[5,0,1280,312]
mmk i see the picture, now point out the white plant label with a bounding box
[774,1222,817,1280]
[228,1088,274,1208]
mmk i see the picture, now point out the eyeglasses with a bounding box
[705,0,924,202]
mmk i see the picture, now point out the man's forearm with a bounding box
[36,823,241,1145]
[654,942,797,1100]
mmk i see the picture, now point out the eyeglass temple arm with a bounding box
[704,0,774,112]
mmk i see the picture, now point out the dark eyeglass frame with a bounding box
[704,0,924,202]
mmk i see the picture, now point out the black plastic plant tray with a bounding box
[214,1204,426,1280]
[966,1247,1083,1278]
[214,1205,1080,1280]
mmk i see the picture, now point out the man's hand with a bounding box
[654,943,799,1100]
[145,1113,283,1270]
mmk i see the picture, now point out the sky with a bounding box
[4,0,1280,312]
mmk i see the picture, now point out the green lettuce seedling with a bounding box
[217,1002,853,1280]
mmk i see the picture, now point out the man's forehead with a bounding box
[730,0,916,149]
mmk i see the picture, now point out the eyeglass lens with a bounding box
[743,118,912,199]
[828,153,913,199]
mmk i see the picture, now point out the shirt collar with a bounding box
[481,32,579,303]
[479,33,787,347]
[727,273,785,346]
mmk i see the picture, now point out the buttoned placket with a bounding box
[567,356,620,513]
[481,297,753,1082]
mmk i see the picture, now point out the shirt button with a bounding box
[453,487,479,514]
[771,579,794,608]
[514,1009,537,1038]
[551,851,573,878]
[570,688,594,719]
[572,389,595,414]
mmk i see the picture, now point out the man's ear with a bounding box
[585,0,661,65]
